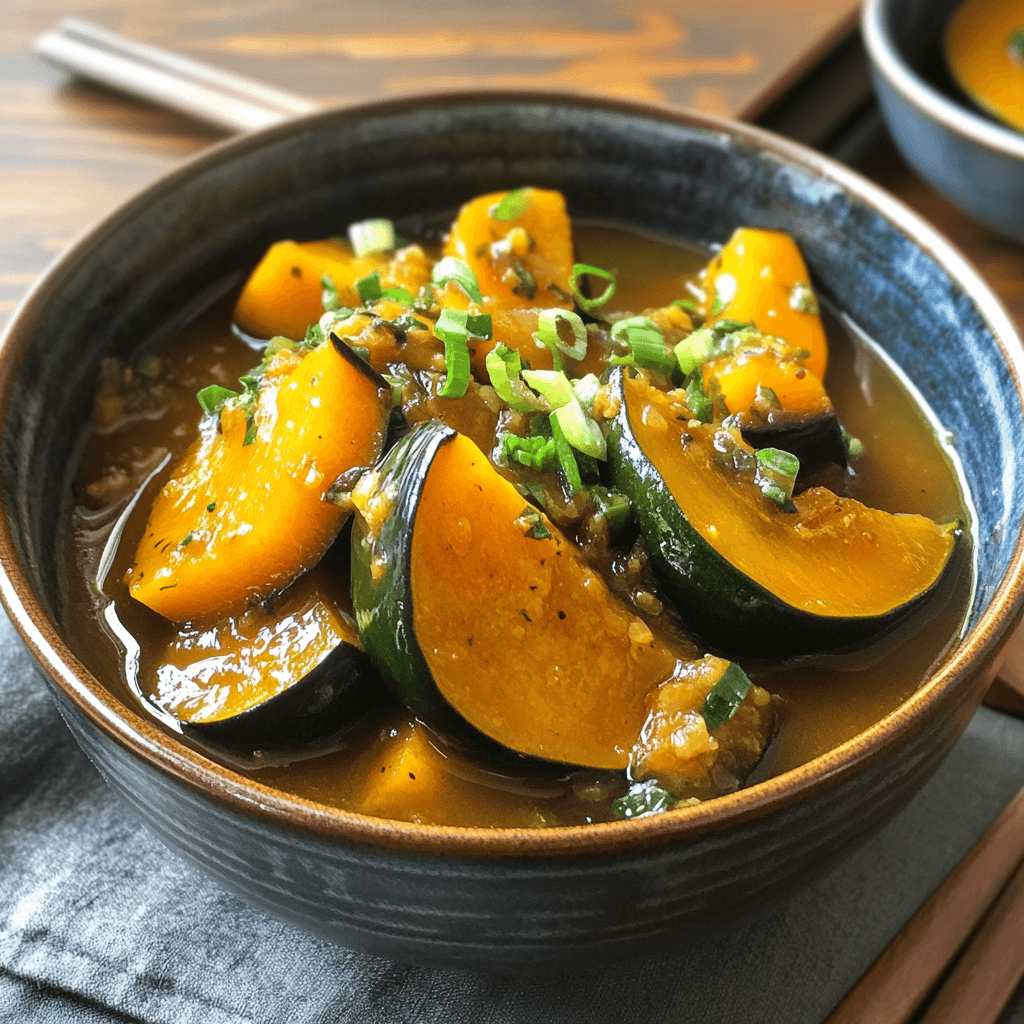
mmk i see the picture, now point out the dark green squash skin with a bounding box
[181,639,384,753]
[606,367,957,659]
[741,410,847,472]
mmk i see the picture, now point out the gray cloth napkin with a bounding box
[1,604,1023,1024]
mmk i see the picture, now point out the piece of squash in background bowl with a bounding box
[128,337,392,623]
[607,369,959,658]
[350,421,774,773]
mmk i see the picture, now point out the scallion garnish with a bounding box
[611,780,674,820]
[502,433,558,472]
[673,330,714,376]
[842,429,865,457]
[520,369,606,460]
[755,447,799,505]
[550,415,583,495]
[321,272,340,312]
[347,218,395,258]
[536,308,588,363]
[305,321,326,343]
[569,263,616,316]
[206,502,216,513]
[683,376,711,424]
[242,411,258,446]
[355,270,383,306]
[383,374,405,407]
[485,344,549,413]
[672,298,700,316]
[610,317,674,373]
[196,385,240,416]
[572,373,601,416]
[432,256,484,304]
[380,286,415,304]
[510,259,536,300]
[585,485,632,538]
[434,308,489,398]
[180,531,194,547]
[702,661,753,733]
[492,187,532,221]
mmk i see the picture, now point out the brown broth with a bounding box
[62,223,974,829]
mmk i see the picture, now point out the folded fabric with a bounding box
[2,607,1023,1024]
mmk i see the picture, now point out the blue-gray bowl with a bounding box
[1,92,1023,970]
[863,0,1024,243]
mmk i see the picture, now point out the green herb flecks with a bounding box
[702,661,754,733]
[755,447,799,505]
[710,272,737,316]
[611,780,675,820]
[347,217,395,258]
[517,506,551,540]
[432,256,484,304]
[842,429,865,457]
[492,187,532,221]
[355,270,383,306]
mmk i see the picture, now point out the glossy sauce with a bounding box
[63,223,974,828]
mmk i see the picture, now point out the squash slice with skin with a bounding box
[607,369,959,658]
[129,337,392,623]
[350,421,774,772]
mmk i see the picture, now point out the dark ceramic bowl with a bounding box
[2,93,1023,971]
[863,0,1024,243]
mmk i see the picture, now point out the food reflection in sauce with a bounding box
[64,209,973,829]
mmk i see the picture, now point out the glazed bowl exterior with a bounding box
[1,93,1023,971]
[862,0,1024,243]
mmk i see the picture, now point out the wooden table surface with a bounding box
[2,0,1023,713]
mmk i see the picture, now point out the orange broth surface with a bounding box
[63,222,974,828]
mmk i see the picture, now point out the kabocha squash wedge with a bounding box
[128,337,392,623]
[443,188,575,310]
[703,227,828,380]
[151,571,383,751]
[607,369,959,658]
[351,422,692,770]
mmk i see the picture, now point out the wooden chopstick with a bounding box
[917,855,1024,1023]
[33,18,319,133]
[824,783,1024,1024]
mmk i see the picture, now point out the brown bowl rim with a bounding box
[1,89,1022,859]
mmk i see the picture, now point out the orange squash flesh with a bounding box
[703,348,830,418]
[234,240,433,341]
[128,339,390,622]
[142,569,360,724]
[703,228,828,380]
[443,188,575,310]
[624,373,956,618]
[410,434,682,770]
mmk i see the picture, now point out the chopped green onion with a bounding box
[572,373,601,415]
[550,415,583,495]
[355,270,383,306]
[685,376,713,423]
[672,298,700,316]
[492,187,532,221]
[755,447,799,504]
[242,410,258,446]
[318,308,357,337]
[702,661,753,733]
[433,309,482,399]
[522,370,605,456]
[432,256,483,304]
[712,319,753,334]
[305,321,326,343]
[180,531,194,547]
[380,286,415,304]
[842,429,865,457]
[349,345,371,364]
[485,345,549,413]
[1008,30,1024,66]
[674,331,715,376]
[611,317,674,373]
[710,272,736,316]
[569,263,616,316]
[518,506,551,540]
[611,780,674,820]
[536,308,588,362]
[521,368,575,409]
[196,385,240,416]
[321,272,340,312]
[206,502,216,513]
[502,433,557,472]
[347,218,395,258]
[585,485,632,539]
